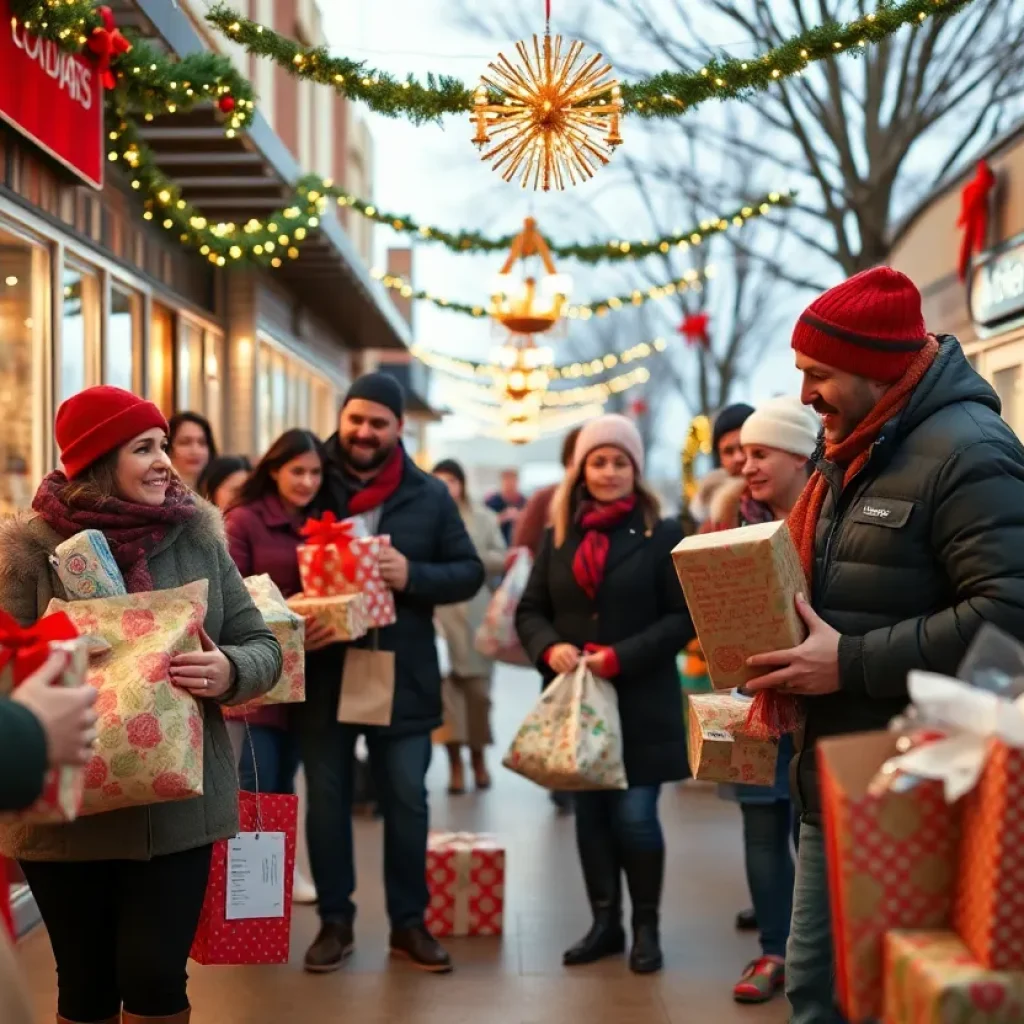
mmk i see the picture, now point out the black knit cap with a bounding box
[711,403,755,459]
[343,371,405,421]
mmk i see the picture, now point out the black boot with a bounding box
[563,833,625,966]
[622,847,665,974]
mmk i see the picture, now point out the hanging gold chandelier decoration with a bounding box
[491,218,571,336]
[471,5,623,192]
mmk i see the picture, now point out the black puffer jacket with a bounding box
[798,336,1024,823]
[516,510,694,786]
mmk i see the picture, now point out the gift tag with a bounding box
[225,832,287,921]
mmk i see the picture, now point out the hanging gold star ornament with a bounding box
[471,6,623,191]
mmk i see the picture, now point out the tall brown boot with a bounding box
[121,1012,189,1024]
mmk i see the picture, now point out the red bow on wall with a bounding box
[629,398,649,417]
[299,512,359,582]
[0,610,79,686]
[957,161,996,282]
[678,312,711,347]
[87,6,132,91]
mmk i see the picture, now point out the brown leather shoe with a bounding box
[122,1013,189,1023]
[304,920,355,974]
[389,925,453,973]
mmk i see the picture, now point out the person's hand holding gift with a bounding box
[170,628,235,699]
[303,616,338,652]
[744,594,841,696]
[378,546,409,592]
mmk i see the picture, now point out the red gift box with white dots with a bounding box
[425,832,505,938]
[190,791,298,966]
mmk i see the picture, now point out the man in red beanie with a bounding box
[744,267,1024,1022]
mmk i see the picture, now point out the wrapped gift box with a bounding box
[883,930,1024,1023]
[0,613,89,825]
[224,576,305,716]
[425,831,505,938]
[954,738,1024,971]
[819,732,961,1023]
[50,529,127,600]
[287,592,370,643]
[687,692,778,785]
[190,790,298,965]
[46,581,209,816]
[671,520,806,690]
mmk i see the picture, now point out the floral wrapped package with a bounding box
[45,580,209,815]
[222,576,305,715]
[503,663,627,791]
[50,529,128,600]
[883,930,1024,1023]
[687,692,778,786]
[0,612,89,825]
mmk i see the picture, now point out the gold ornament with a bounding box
[472,34,623,191]
[491,218,571,335]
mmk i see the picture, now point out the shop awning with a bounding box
[109,0,411,352]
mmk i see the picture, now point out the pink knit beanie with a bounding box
[573,414,645,474]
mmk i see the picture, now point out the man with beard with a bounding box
[745,268,1024,1022]
[296,373,485,975]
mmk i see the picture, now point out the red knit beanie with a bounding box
[56,386,169,479]
[791,267,928,384]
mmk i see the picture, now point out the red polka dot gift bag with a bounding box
[190,789,298,966]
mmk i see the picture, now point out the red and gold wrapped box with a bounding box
[954,739,1024,971]
[0,611,89,825]
[819,732,961,1023]
[883,930,1024,1023]
[425,832,504,938]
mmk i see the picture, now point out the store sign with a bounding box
[971,239,1024,330]
[0,0,103,189]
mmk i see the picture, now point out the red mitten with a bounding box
[584,643,620,678]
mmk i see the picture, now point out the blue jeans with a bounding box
[238,724,301,795]
[786,822,843,1023]
[297,719,432,929]
[742,800,796,958]
[575,785,664,853]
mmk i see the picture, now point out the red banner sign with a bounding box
[0,0,104,189]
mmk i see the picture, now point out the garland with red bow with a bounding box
[299,512,359,583]
[957,161,996,281]
[679,312,711,347]
[0,610,79,686]
[86,6,131,91]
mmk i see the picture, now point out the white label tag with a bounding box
[225,832,286,921]
[703,728,733,742]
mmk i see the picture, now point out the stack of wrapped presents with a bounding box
[820,627,1024,1023]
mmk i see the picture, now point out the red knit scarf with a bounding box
[746,338,940,738]
[346,445,404,516]
[572,495,637,600]
[32,471,197,593]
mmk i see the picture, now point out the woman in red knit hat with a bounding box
[0,386,283,1024]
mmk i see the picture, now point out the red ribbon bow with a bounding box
[957,161,996,282]
[299,512,359,583]
[678,312,711,347]
[0,610,79,686]
[87,6,132,91]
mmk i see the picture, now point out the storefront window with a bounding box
[149,302,174,415]
[178,319,205,414]
[0,226,46,513]
[61,263,99,401]
[107,285,138,391]
[256,338,340,453]
[994,365,1021,435]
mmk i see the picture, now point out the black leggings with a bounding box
[21,844,213,1021]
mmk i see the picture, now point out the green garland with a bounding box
[374,267,714,320]
[206,0,977,122]
[333,190,792,263]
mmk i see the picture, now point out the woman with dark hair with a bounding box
[225,428,335,906]
[0,385,281,1024]
[197,455,251,512]
[431,458,506,793]
[168,411,217,491]
[516,414,693,975]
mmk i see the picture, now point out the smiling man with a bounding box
[745,267,1024,1023]
[294,372,484,976]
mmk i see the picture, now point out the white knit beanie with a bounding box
[740,396,820,459]
[573,414,645,474]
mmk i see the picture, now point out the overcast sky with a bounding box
[319,1,808,475]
